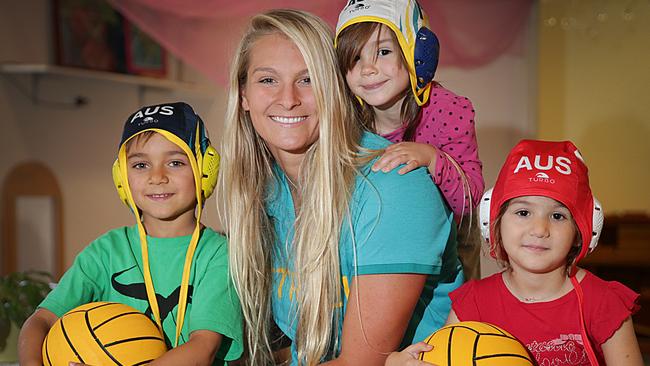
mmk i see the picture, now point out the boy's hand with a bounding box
[69,363,92,366]
[372,142,438,175]
[384,342,437,366]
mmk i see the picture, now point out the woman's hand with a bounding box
[372,142,438,175]
[385,342,437,366]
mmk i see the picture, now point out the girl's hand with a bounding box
[372,142,438,175]
[69,363,92,366]
[385,342,437,366]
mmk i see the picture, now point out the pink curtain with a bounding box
[108,0,533,85]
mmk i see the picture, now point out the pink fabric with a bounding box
[382,85,484,217]
[450,271,640,366]
[108,0,533,86]
[426,0,533,68]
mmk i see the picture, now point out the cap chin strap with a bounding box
[413,83,431,106]
[118,126,205,348]
[570,275,599,366]
[172,130,205,347]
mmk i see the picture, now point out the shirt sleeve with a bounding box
[188,235,244,362]
[448,280,482,321]
[351,165,455,276]
[588,278,640,346]
[422,93,484,216]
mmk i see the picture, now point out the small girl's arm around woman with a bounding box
[371,96,484,217]
[424,98,483,216]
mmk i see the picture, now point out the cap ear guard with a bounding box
[414,27,439,89]
[200,145,220,200]
[112,145,220,209]
[112,159,131,209]
[479,188,493,245]
[478,187,604,259]
[589,198,603,253]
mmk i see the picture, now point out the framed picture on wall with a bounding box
[53,0,126,73]
[123,21,167,78]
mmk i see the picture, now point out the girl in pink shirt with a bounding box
[335,0,484,218]
[335,0,484,280]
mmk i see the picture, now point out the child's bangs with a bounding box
[125,130,157,152]
[336,22,383,72]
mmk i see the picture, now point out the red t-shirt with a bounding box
[450,271,639,365]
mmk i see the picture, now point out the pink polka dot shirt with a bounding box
[382,85,484,216]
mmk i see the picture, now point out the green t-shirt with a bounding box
[40,226,243,364]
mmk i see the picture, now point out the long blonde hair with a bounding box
[219,9,363,365]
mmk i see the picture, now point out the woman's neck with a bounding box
[274,155,302,189]
[268,146,306,185]
[372,94,407,135]
[503,267,576,303]
[272,152,304,211]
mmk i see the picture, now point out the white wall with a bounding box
[538,0,650,214]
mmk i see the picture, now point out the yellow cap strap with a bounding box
[118,150,164,330]
[117,127,205,347]
[414,84,431,106]
[172,123,205,347]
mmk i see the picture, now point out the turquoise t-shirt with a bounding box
[39,226,243,365]
[267,132,464,364]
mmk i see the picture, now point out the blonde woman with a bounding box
[219,9,463,366]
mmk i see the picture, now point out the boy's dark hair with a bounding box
[124,130,157,152]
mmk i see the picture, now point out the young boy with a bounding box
[18,102,243,366]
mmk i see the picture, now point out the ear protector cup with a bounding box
[414,27,439,89]
[478,188,493,245]
[112,145,220,209]
[112,159,130,209]
[589,198,603,254]
[200,145,220,200]
[478,188,603,258]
